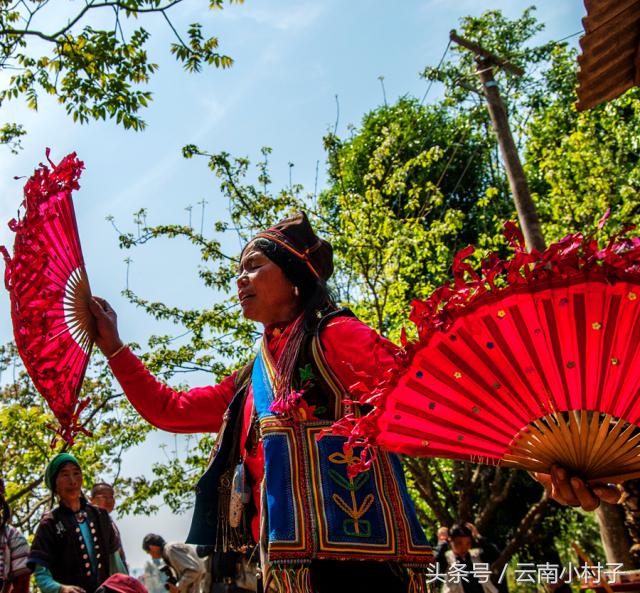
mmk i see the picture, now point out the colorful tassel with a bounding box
[407,567,435,593]
[264,565,312,593]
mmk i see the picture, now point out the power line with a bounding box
[450,141,483,198]
[416,124,472,219]
[420,38,451,105]
[414,28,582,222]
[553,30,582,44]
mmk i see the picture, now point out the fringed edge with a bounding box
[407,567,436,593]
[264,564,312,593]
[409,217,640,343]
[215,467,254,553]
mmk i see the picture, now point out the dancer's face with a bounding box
[237,243,301,326]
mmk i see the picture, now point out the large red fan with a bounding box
[2,150,94,444]
[337,221,640,483]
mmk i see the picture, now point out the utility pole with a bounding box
[449,30,546,253]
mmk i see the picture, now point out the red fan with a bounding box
[339,222,640,483]
[1,150,94,444]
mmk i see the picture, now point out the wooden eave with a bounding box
[576,0,640,111]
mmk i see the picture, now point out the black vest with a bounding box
[29,502,117,593]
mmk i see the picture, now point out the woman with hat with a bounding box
[89,212,434,592]
[89,211,617,591]
[0,478,30,593]
[28,453,127,593]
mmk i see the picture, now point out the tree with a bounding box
[321,96,515,338]
[323,98,492,235]
[524,46,640,238]
[0,0,242,152]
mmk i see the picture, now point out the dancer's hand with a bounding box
[89,296,124,358]
[533,465,623,511]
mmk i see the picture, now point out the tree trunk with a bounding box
[493,493,550,573]
[595,501,635,569]
[622,479,640,567]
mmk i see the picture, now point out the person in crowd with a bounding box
[142,534,205,593]
[0,478,29,593]
[436,523,503,593]
[90,483,128,570]
[89,483,116,515]
[28,453,128,593]
[89,211,618,593]
[435,526,450,558]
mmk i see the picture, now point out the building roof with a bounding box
[576,0,640,111]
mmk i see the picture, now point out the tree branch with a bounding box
[405,457,453,526]
[7,475,44,504]
[0,0,186,41]
[476,470,517,533]
[162,9,189,50]
[493,492,550,573]
[14,492,51,530]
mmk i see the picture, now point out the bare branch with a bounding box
[476,470,517,533]
[161,9,189,49]
[7,476,44,504]
[493,492,550,573]
[14,492,51,529]
[0,0,185,41]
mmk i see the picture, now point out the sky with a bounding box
[0,0,586,569]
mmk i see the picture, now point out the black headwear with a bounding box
[252,211,333,282]
[142,533,166,551]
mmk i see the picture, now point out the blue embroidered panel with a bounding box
[263,432,299,544]
[312,433,394,549]
[389,454,431,547]
[251,339,432,562]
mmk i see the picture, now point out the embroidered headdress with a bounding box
[252,211,333,282]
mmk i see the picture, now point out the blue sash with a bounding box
[251,340,432,564]
[252,340,277,420]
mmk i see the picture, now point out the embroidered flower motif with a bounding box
[291,398,318,421]
[299,363,316,383]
